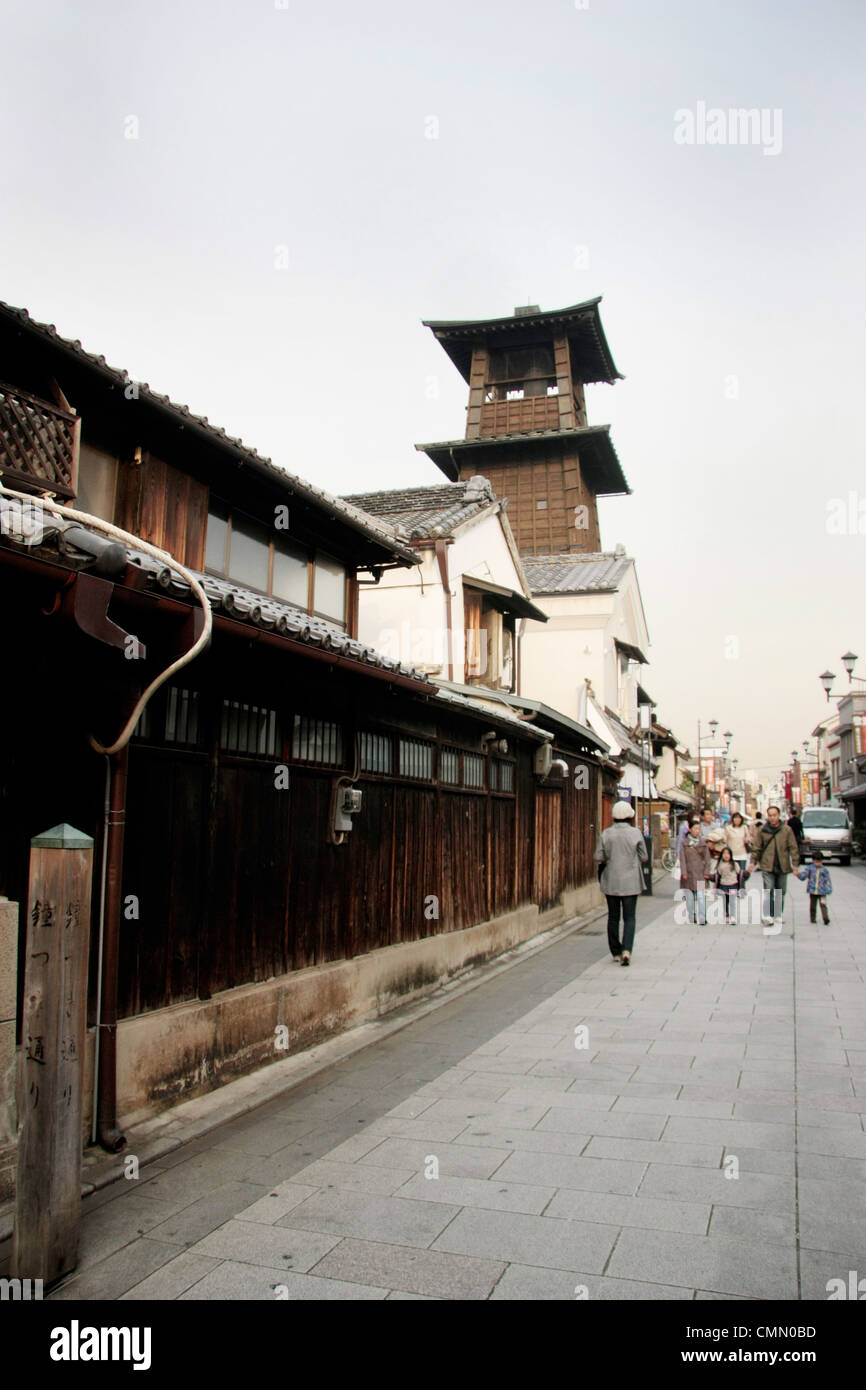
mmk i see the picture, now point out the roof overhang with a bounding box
[415,426,629,496]
[462,575,548,623]
[422,298,623,385]
[617,639,650,667]
[437,681,608,754]
[0,302,420,571]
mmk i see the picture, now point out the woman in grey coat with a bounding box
[594,800,649,966]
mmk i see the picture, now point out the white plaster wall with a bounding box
[355,510,531,681]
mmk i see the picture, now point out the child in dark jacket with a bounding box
[797,851,832,923]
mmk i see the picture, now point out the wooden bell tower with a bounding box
[417,298,629,555]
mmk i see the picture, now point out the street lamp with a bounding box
[820,653,866,701]
[696,717,719,810]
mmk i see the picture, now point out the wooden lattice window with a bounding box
[0,381,79,496]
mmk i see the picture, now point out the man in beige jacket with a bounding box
[749,805,800,925]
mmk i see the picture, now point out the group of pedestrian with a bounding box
[677,805,832,928]
[594,798,835,969]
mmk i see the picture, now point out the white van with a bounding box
[800,807,853,865]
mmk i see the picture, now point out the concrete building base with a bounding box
[101,882,602,1130]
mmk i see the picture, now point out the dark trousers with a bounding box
[809,894,830,923]
[607,894,637,956]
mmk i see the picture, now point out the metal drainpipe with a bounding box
[434,539,454,682]
[96,746,129,1152]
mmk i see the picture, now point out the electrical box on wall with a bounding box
[333,784,363,834]
[534,744,553,778]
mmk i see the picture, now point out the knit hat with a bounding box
[612,801,635,820]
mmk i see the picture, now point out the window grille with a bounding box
[165,688,200,745]
[491,759,514,793]
[293,714,343,765]
[398,737,433,781]
[221,700,280,757]
[463,752,484,789]
[360,731,393,774]
[440,747,460,785]
[133,704,152,739]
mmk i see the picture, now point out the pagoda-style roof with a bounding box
[423,298,623,385]
[415,425,629,495]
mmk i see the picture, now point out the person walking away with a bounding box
[725,811,750,879]
[788,806,804,848]
[713,847,741,924]
[797,851,832,923]
[679,815,711,924]
[594,800,649,966]
[749,805,800,925]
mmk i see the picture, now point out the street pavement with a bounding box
[6,864,866,1301]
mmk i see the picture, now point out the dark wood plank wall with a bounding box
[117,709,602,1020]
[115,452,207,570]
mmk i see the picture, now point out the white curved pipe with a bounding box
[0,481,212,753]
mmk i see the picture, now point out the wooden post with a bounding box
[12,824,94,1287]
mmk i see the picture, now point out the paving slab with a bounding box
[274,1188,461,1248]
[178,1260,389,1301]
[432,1207,618,1273]
[606,1227,798,1298]
[30,865,866,1300]
[309,1237,505,1299]
[489,1264,694,1300]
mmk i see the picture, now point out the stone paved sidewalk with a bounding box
[9,866,866,1300]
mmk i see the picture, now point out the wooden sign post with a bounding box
[12,824,94,1287]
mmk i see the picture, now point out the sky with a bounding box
[3,0,864,779]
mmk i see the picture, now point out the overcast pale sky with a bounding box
[3,0,864,777]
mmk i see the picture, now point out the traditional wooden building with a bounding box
[0,302,608,1182]
[416,298,628,556]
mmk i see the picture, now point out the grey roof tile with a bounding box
[0,301,419,565]
[521,552,632,595]
[343,478,497,540]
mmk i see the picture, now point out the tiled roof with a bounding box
[343,477,497,540]
[0,301,420,566]
[126,551,434,680]
[415,425,629,495]
[423,298,623,385]
[603,707,647,762]
[432,686,552,743]
[521,552,632,595]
